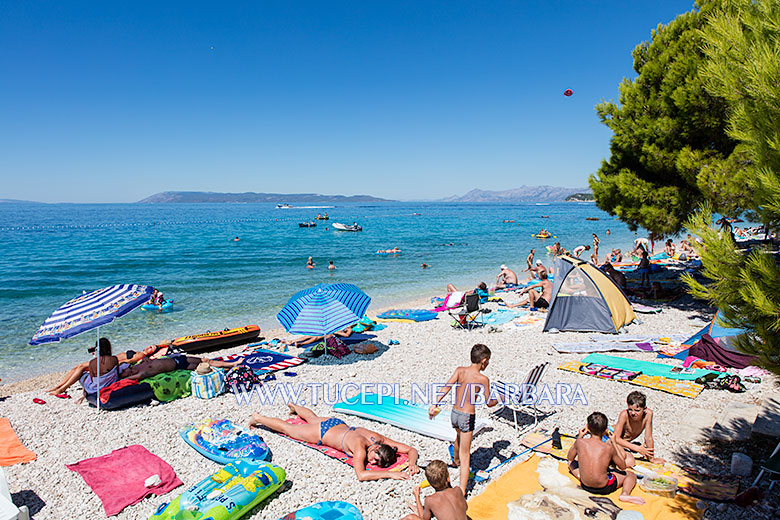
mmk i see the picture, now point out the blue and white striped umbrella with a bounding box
[277,283,371,336]
[30,284,154,345]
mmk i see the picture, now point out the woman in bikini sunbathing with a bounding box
[249,404,420,481]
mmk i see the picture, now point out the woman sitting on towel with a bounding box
[250,404,420,481]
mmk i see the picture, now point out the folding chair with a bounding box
[448,293,484,330]
[751,439,780,491]
[491,362,553,434]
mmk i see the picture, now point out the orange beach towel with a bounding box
[0,417,36,466]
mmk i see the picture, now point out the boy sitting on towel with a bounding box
[614,391,664,466]
[567,412,645,504]
[429,344,499,496]
[403,460,468,520]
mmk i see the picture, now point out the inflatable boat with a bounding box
[172,325,261,354]
[180,418,270,465]
[150,460,285,520]
[332,222,362,232]
[141,299,174,312]
[298,222,316,228]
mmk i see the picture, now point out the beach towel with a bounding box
[690,334,756,369]
[215,348,306,373]
[581,354,715,381]
[376,309,438,322]
[0,418,36,466]
[588,334,687,343]
[553,341,660,354]
[657,344,689,358]
[274,417,409,472]
[558,360,704,399]
[510,314,546,329]
[143,369,192,402]
[339,333,378,345]
[432,291,465,312]
[519,430,739,502]
[476,309,526,326]
[632,303,663,313]
[66,444,182,516]
[467,454,701,520]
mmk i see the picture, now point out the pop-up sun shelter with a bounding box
[682,309,747,348]
[543,256,636,333]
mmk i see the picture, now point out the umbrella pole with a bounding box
[96,327,100,413]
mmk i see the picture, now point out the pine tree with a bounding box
[683,0,780,373]
[590,0,753,235]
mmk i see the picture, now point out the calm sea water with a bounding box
[0,201,641,383]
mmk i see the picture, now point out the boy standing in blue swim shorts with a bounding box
[429,344,499,495]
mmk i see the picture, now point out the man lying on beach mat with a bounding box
[250,404,420,481]
[120,354,241,381]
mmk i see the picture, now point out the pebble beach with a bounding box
[2,291,778,520]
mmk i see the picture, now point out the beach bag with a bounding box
[224,365,262,393]
[326,336,351,359]
[190,369,225,399]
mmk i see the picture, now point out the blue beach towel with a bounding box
[580,354,715,380]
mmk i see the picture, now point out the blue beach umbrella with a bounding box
[277,283,371,337]
[30,284,154,410]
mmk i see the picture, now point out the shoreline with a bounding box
[0,238,667,392]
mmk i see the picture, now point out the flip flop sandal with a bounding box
[283,371,297,377]
[55,393,71,399]
[32,398,46,405]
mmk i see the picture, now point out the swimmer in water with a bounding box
[233,237,240,241]
[306,256,315,269]
[421,263,429,269]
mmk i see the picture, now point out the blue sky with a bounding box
[0,1,697,203]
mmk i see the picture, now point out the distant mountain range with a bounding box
[439,186,591,203]
[137,191,394,203]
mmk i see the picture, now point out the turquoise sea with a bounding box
[0,201,641,383]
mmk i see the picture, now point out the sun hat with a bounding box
[536,259,543,265]
[195,362,213,375]
[500,264,507,270]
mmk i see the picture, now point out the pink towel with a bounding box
[66,444,182,516]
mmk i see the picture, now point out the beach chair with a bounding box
[448,293,484,330]
[751,439,780,491]
[491,362,552,434]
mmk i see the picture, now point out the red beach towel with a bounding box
[0,418,36,466]
[66,444,182,516]
[98,378,139,404]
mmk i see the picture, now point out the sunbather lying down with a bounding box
[281,327,354,347]
[249,404,419,481]
[120,354,241,381]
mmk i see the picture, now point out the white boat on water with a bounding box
[276,203,292,209]
[332,222,362,232]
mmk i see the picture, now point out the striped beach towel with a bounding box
[214,348,305,373]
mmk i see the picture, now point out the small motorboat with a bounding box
[586,217,600,221]
[299,222,316,228]
[276,203,292,209]
[332,222,362,232]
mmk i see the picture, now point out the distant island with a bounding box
[564,192,595,202]
[138,191,394,203]
[440,185,590,203]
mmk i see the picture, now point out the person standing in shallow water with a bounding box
[306,257,315,269]
[328,260,336,271]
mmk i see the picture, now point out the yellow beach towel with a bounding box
[467,455,703,520]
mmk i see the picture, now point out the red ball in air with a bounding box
[564,89,573,97]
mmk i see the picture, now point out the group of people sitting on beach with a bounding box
[46,338,241,397]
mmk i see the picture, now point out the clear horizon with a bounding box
[1,1,696,203]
